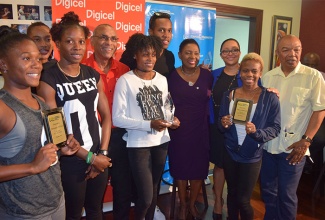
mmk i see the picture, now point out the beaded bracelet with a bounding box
[86,152,93,164]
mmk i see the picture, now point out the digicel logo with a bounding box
[116,1,142,13]
[116,22,142,33]
[55,0,86,9]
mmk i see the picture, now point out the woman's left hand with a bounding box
[151,119,171,132]
[170,116,180,129]
[61,134,80,156]
[245,121,256,134]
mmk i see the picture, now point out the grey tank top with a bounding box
[0,114,25,158]
[0,90,63,219]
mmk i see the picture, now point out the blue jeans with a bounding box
[128,142,168,220]
[224,149,262,220]
[260,150,306,220]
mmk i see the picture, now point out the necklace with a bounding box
[180,66,197,86]
[243,87,260,100]
[134,69,153,87]
[211,73,237,107]
[57,63,85,90]
[180,65,197,76]
[57,62,81,77]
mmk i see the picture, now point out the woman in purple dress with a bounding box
[168,39,213,220]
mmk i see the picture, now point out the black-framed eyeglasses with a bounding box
[220,49,240,55]
[93,35,119,42]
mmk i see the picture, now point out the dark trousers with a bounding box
[108,128,133,220]
[60,156,109,220]
[224,149,262,220]
[309,119,325,169]
[260,150,305,220]
[128,142,168,220]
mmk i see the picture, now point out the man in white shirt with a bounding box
[261,35,325,220]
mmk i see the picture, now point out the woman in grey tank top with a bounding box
[0,31,80,219]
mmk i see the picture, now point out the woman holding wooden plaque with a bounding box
[37,12,112,220]
[0,31,80,219]
[218,53,281,220]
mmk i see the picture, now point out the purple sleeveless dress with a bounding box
[168,68,213,180]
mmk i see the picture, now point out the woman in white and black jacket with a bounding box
[218,53,281,220]
[113,33,180,220]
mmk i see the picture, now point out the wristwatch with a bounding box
[301,135,313,143]
[98,149,108,156]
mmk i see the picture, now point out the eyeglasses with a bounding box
[93,35,119,42]
[220,49,240,55]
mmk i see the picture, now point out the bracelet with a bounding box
[302,135,313,143]
[90,153,96,166]
[86,152,93,164]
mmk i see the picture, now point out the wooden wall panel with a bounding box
[300,0,325,72]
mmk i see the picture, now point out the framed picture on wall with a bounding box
[269,15,292,70]
[17,5,40,20]
[44,6,52,21]
[0,4,13,19]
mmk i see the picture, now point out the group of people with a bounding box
[0,10,324,220]
[18,5,39,20]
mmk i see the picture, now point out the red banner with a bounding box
[52,0,145,60]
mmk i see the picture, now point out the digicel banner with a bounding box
[52,0,145,61]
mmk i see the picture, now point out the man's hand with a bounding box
[267,87,280,98]
[286,139,310,165]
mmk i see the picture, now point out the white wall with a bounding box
[0,0,52,28]
[213,17,250,69]
[205,0,302,73]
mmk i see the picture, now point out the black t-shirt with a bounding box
[154,49,175,77]
[211,70,238,123]
[40,63,101,152]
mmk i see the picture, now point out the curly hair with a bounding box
[0,29,30,59]
[50,11,90,42]
[119,33,162,70]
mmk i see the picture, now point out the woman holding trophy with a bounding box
[219,53,281,220]
[113,33,179,220]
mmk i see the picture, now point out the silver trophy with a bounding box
[164,92,175,124]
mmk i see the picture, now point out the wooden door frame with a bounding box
[149,0,263,53]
